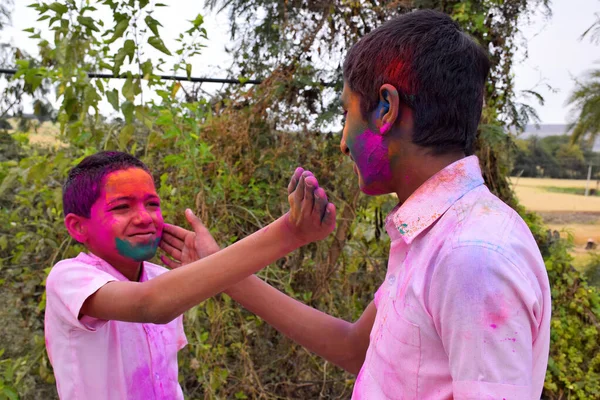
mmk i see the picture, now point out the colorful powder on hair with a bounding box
[115,237,161,262]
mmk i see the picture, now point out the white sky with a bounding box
[2,0,599,124]
[513,0,599,124]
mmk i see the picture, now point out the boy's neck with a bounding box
[88,250,143,281]
[392,146,466,204]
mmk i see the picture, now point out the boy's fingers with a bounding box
[160,254,182,269]
[288,167,304,195]
[159,240,182,261]
[293,176,306,206]
[314,187,328,221]
[162,223,190,241]
[185,209,209,234]
[302,176,317,217]
[161,231,184,251]
[323,203,337,228]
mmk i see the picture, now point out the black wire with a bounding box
[0,67,262,85]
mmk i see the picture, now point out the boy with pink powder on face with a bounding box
[44,151,335,400]
[163,10,551,400]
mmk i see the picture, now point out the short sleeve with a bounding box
[46,261,117,331]
[175,314,188,351]
[429,245,542,399]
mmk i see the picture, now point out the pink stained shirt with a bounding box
[352,156,551,400]
[44,252,187,400]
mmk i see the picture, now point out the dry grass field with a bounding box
[509,177,600,212]
[6,118,65,148]
[510,177,600,268]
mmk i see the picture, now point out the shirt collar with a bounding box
[77,252,148,282]
[385,155,484,244]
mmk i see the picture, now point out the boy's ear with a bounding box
[65,213,88,243]
[377,84,401,135]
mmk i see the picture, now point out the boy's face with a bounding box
[84,168,164,273]
[340,83,393,195]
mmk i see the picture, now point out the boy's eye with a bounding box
[148,202,160,207]
[110,204,129,211]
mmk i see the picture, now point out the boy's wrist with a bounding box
[278,212,308,249]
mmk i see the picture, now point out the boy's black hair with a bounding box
[63,151,151,218]
[343,9,490,155]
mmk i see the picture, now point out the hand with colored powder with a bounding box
[160,168,336,268]
[285,167,336,245]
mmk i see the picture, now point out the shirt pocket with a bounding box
[369,301,421,400]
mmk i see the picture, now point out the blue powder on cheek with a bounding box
[115,237,160,262]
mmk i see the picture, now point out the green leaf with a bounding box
[3,386,19,400]
[121,100,134,124]
[144,15,162,37]
[186,63,192,79]
[95,79,105,93]
[171,82,181,98]
[123,39,136,63]
[135,105,153,129]
[141,60,153,80]
[191,14,204,28]
[23,27,35,33]
[107,88,119,111]
[106,17,129,44]
[113,48,126,75]
[48,2,68,14]
[77,16,99,32]
[118,124,135,150]
[121,76,141,101]
[155,3,168,6]
[148,36,172,56]
[139,0,150,8]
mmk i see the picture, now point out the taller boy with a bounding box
[164,9,551,399]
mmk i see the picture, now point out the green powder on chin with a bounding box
[115,237,160,262]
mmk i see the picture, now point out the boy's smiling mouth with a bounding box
[128,232,156,240]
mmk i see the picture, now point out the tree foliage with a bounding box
[512,134,598,179]
[567,67,600,145]
[0,1,598,399]
[567,12,600,146]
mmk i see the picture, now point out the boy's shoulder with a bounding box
[446,186,540,261]
[46,252,115,289]
[48,252,102,276]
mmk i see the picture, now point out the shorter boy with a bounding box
[44,151,335,400]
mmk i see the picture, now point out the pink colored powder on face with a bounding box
[353,129,392,192]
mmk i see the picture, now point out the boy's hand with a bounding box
[285,167,336,245]
[160,209,220,268]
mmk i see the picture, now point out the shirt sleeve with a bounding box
[176,314,188,351]
[429,245,542,400]
[46,261,117,331]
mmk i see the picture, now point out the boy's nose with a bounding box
[134,208,153,224]
[340,136,350,156]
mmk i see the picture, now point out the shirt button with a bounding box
[388,275,396,284]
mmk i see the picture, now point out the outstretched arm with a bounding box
[161,170,374,373]
[79,168,336,325]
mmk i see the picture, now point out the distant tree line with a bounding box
[511,135,600,179]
